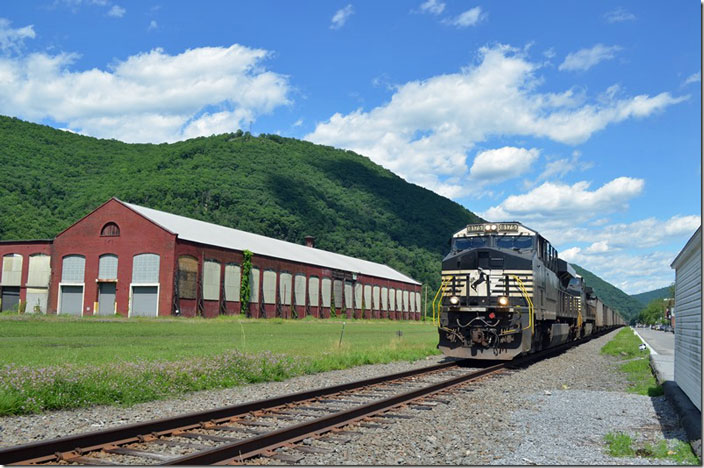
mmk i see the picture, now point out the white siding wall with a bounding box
[673,229,701,411]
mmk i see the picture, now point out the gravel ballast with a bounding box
[0,330,692,465]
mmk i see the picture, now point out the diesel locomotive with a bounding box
[436,222,623,360]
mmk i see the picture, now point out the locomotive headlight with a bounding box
[484,224,491,231]
[449,296,460,305]
[491,224,497,231]
[498,296,509,306]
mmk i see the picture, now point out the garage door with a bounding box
[132,286,158,317]
[1,287,20,312]
[60,285,83,315]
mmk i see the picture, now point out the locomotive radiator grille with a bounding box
[441,270,533,297]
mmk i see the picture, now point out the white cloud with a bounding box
[330,4,354,30]
[585,241,610,253]
[107,5,125,17]
[148,20,158,31]
[470,147,539,181]
[683,72,700,86]
[604,7,636,23]
[536,150,593,183]
[418,0,445,15]
[0,18,35,54]
[559,44,621,72]
[449,7,484,27]
[306,45,684,198]
[482,177,644,222]
[0,44,291,143]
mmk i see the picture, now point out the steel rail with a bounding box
[0,361,459,465]
[167,363,506,465]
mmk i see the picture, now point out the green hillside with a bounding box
[0,116,482,291]
[631,286,672,305]
[572,264,643,324]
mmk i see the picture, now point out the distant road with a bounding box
[634,327,674,356]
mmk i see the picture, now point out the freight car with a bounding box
[435,222,624,360]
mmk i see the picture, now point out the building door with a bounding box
[26,288,48,314]
[1,287,20,312]
[98,282,116,316]
[131,286,158,317]
[60,285,83,315]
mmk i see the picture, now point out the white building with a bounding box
[671,226,701,411]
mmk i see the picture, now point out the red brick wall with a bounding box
[48,199,176,317]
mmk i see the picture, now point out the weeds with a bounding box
[604,432,699,465]
[601,328,662,396]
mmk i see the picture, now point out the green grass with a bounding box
[0,315,440,415]
[601,327,662,396]
[604,432,700,465]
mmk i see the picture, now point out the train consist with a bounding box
[435,222,625,360]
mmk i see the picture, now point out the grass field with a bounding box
[0,314,440,415]
[601,327,663,396]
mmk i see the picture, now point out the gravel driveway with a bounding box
[0,329,691,465]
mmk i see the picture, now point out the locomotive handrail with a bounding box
[431,277,450,326]
[499,275,534,337]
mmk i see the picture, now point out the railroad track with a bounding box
[0,328,616,465]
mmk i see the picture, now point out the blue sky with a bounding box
[1,1,700,294]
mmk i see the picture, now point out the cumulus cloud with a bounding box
[535,150,593,183]
[470,147,539,182]
[0,44,291,142]
[559,44,621,72]
[0,18,35,54]
[107,5,125,17]
[482,177,644,222]
[330,4,354,30]
[448,7,484,27]
[306,44,684,198]
[604,7,636,23]
[418,0,445,15]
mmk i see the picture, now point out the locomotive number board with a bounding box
[466,223,520,232]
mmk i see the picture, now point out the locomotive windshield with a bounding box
[452,236,488,251]
[495,235,534,250]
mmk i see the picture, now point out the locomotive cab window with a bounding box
[495,235,534,251]
[452,236,488,251]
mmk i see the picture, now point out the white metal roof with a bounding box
[124,202,420,285]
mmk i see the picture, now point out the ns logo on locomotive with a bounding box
[436,222,622,360]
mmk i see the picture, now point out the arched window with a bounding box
[132,253,160,283]
[98,254,118,280]
[61,255,85,283]
[203,260,221,301]
[100,222,120,237]
[177,256,197,299]
[1,254,23,286]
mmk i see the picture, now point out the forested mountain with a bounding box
[572,264,643,323]
[0,116,482,290]
[631,286,672,305]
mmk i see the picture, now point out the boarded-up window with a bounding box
[294,274,306,306]
[263,270,276,304]
[333,280,343,308]
[381,287,388,311]
[98,254,118,280]
[132,254,159,284]
[26,288,48,313]
[280,272,292,305]
[410,291,415,312]
[61,255,84,284]
[203,260,221,301]
[364,285,371,310]
[178,256,198,299]
[403,290,410,312]
[27,254,51,287]
[224,264,240,302]
[373,286,380,309]
[396,290,402,311]
[354,283,362,309]
[344,281,353,309]
[250,267,260,303]
[321,278,332,307]
[389,288,396,311]
[308,276,319,307]
[416,292,421,313]
[1,254,23,286]
[100,222,120,237]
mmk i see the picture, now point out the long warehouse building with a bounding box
[0,198,422,320]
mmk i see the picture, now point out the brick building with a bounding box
[0,198,422,319]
